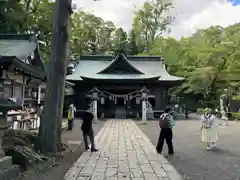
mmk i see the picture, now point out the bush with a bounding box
[231,112,240,120]
[196,108,205,115]
[232,96,240,100]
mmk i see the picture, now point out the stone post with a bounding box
[140,87,149,121]
[90,87,100,121]
[37,86,41,104]
[220,95,224,112]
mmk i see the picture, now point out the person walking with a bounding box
[156,107,175,156]
[81,105,98,152]
[67,104,76,131]
[221,109,228,126]
[201,108,218,150]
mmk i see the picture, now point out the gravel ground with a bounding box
[19,119,105,180]
[137,120,240,180]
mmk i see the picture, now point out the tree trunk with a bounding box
[37,0,72,153]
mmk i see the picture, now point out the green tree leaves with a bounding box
[132,0,173,50]
[145,24,240,107]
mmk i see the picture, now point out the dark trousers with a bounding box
[156,128,174,155]
[83,129,95,150]
[68,119,74,130]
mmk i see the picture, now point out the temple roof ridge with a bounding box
[97,52,144,74]
[66,54,184,82]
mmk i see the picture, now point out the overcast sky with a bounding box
[72,0,240,39]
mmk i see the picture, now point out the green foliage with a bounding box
[232,96,240,100]
[132,0,173,50]
[143,24,240,107]
[2,0,240,108]
[111,28,128,55]
[196,108,205,115]
[70,11,116,57]
[231,112,240,120]
[0,0,55,63]
[0,0,122,62]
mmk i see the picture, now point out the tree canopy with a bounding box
[143,24,240,107]
[1,0,240,107]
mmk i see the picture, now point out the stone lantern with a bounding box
[140,87,149,121]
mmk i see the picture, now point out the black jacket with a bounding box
[81,111,94,133]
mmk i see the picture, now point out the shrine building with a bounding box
[65,53,184,119]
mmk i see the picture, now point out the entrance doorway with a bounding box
[117,97,124,106]
[115,97,126,118]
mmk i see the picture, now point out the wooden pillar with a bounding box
[154,88,162,110]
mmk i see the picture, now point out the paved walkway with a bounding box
[64,120,182,180]
[138,120,240,180]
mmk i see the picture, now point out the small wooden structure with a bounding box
[0,34,74,129]
[0,34,47,132]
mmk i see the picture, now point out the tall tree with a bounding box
[70,11,115,58]
[111,28,128,55]
[127,30,143,55]
[132,0,173,50]
[37,0,72,153]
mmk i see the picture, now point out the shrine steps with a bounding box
[115,107,126,119]
[0,156,20,180]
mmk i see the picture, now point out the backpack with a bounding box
[202,114,213,129]
[159,114,170,128]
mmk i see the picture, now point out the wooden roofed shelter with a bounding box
[0,34,74,131]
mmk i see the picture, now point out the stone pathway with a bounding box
[64,120,182,180]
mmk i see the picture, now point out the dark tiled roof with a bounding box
[66,53,184,82]
[0,34,46,72]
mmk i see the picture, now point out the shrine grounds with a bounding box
[17,119,105,180]
[17,118,240,180]
[137,118,240,180]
